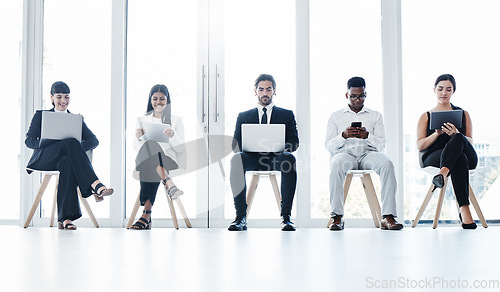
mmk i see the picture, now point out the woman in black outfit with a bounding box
[416,74,478,229]
[26,81,114,230]
[130,84,185,230]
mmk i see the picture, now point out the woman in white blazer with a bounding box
[130,84,185,229]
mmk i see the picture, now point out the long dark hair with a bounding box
[146,84,171,124]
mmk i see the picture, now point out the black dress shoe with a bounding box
[432,174,444,188]
[329,215,344,230]
[228,216,247,231]
[380,215,404,230]
[459,213,477,229]
[281,215,296,231]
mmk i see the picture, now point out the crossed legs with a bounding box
[424,133,478,224]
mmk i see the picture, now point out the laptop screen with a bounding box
[241,124,285,153]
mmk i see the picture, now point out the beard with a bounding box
[259,95,272,106]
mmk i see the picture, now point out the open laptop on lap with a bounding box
[241,124,285,153]
[40,111,82,147]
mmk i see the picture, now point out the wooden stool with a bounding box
[412,166,487,229]
[126,184,192,230]
[24,170,99,228]
[246,171,282,217]
[327,170,382,228]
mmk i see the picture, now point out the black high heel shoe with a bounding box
[130,210,152,230]
[459,213,477,229]
[93,182,114,198]
[432,174,444,188]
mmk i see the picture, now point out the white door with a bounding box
[208,0,298,227]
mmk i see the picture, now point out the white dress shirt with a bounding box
[256,102,275,124]
[325,106,386,156]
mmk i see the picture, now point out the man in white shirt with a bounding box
[325,76,403,230]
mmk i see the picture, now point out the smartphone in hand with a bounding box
[351,121,362,128]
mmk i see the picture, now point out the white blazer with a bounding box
[134,114,185,166]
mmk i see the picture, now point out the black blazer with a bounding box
[25,108,99,172]
[232,106,299,153]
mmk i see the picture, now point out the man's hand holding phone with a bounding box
[342,121,368,139]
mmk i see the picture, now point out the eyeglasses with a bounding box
[349,94,366,100]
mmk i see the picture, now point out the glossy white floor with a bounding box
[1,225,499,292]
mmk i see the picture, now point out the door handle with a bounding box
[214,65,220,122]
[201,65,206,123]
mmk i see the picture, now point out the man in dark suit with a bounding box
[229,74,299,231]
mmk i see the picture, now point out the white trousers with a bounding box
[329,151,397,217]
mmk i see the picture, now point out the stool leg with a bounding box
[126,193,141,229]
[364,175,382,222]
[361,174,381,228]
[175,198,192,228]
[343,173,353,204]
[164,186,179,230]
[24,174,52,228]
[469,185,488,228]
[455,201,461,219]
[245,175,260,218]
[433,176,448,229]
[269,174,282,213]
[50,178,59,227]
[78,188,99,228]
[412,183,436,227]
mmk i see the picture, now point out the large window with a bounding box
[40,0,112,218]
[402,0,500,221]
[14,1,500,226]
[0,1,22,220]
[126,0,199,220]
[310,0,383,220]
[223,0,296,219]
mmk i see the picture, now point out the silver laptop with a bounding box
[141,121,170,143]
[40,111,82,147]
[241,124,285,153]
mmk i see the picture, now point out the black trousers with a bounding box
[423,133,478,207]
[230,152,297,217]
[136,140,178,206]
[29,138,98,222]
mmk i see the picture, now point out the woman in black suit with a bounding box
[25,81,113,230]
[416,74,478,229]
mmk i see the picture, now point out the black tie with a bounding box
[261,107,268,124]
